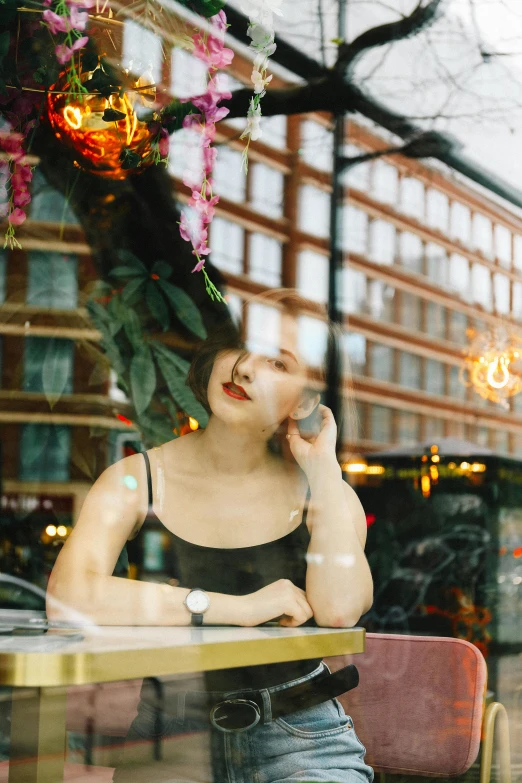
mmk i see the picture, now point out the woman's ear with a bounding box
[291,392,321,421]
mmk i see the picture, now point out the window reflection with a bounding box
[297,250,328,304]
[26,251,78,309]
[209,218,244,275]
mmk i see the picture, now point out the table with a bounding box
[0,625,365,783]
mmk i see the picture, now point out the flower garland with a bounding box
[0,132,33,249]
[42,0,92,96]
[177,9,233,302]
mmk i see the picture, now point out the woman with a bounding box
[47,289,374,783]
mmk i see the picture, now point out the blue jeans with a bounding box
[113,663,375,783]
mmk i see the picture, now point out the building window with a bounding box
[493,273,510,315]
[248,233,282,287]
[448,365,466,400]
[123,20,163,83]
[369,404,392,443]
[399,352,421,389]
[426,242,449,289]
[169,128,203,184]
[371,160,399,205]
[300,120,332,171]
[27,251,78,309]
[495,225,512,268]
[209,217,244,274]
[426,189,449,233]
[400,292,421,331]
[450,202,471,246]
[0,248,6,303]
[247,302,280,355]
[171,47,208,97]
[23,337,74,394]
[471,264,492,311]
[343,333,366,376]
[425,359,445,396]
[30,169,78,224]
[342,206,369,255]
[213,146,246,203]
[250,164,284,218]
[19,424,71,481]
[369,220,395,265]
[425,302,446,340]
[341,268,367,314]
[260,115,288,149]
[299,185,330,238]
[369,343,394,383]
[448,310,468,344]
[297,315,328,369]
[424,417,445,439]
[513,282,522,319]
[475,425,490,448]
[449,253,470,299]
[472,213,493,259]
[397,411,420,445]
[225,293,243,327]
[495,430,510,455]
[514,235,522,272]
[368,280,395,322]
[342,144,371,190]
[399,232,423,274]
[400,177,424,221]
[297,250,328,304]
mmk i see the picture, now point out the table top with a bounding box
[0,625,365,688]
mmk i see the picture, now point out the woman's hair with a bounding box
[187,288,359,449]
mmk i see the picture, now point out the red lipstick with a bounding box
[222,382,251,400]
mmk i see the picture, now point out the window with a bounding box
[495,430,510,455]
[30,169,78,224]
[0,249,6,303]
[248,233,282,287]
[513,282,522,319]
[299,185,330,238]
[426,189,449,233]
[27,251,78,309]
[297,315,328,368]
[425,359,445,396]
[300,120,332,171]
[400,178,424,221]
[342,206,369,255]
[225,293,243,327]
[472,214,493,259]
[449,253,470,299]
[449,365,467,400]
[370,343,394,382]
[209,217,244,274]
[168,128,203,184]
[399,233,423,274]
[450,202,471,245]
[493,273,510,315]
[368,280,395,322]
[341,268,367,314]
[343,333,366,376]
[341,144,371,191]
[250,164,284,219]
[297,250,328,304]
[213,147,246,203]
[369,220,395,265]
[495,225,512,268]
[425,302,446,340]
[260,115,288,150]
[123,20,163,83]
[475,425,490,448]
[371,160,399,204]
[424,417,445,439]
[397,411,420,444]
[170,48,207,98]
[449,310,468,344]
[399,352,421,389]
[23,337,74,395]
[369,404,392,443]
[400,292,421,331]
[426,243,449,289]
[247,302,281,355]
[514,235,522,272]
[19,424,71,481]
[471,264,492,310]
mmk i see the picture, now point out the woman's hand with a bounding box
[286,404,339,479]
[238,579,314,627]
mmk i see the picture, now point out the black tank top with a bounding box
[140,450,321,692]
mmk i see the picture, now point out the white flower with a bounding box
[251,70,273,94]
[241,0,283,26]
[241,101,262,141]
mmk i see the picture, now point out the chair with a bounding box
[326,633,512,783]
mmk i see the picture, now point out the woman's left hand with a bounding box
[286,404,339,478]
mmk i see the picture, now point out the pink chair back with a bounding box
[326,633,487,777]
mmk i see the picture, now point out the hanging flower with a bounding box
[55,35,89,65]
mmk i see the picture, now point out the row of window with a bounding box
[0,249,78,309]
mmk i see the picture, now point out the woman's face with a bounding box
[206,313,313,435]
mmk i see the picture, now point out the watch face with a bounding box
[187,590,209,613]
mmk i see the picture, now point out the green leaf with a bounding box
[122,277,146,304]
[146,282,170,331]
[117,250,149,274]
[102,108,127,122]
[89,280,112,298]
[120,148,141,169]
[107,295,126,335]
[123,308,143,350]
[158,280,207,339]
[152,343,208,425]
[42,340,73,409]
[137,411,176,448]
[87,299,111,326]
[109,265,146,279]
[130,344,156,416]
[81,51,99,72]
[151,260,173,279]
[151,341,190,374]
[175,0,226,18]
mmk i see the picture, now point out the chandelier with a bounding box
[460,325,522,409]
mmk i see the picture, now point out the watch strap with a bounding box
[191,613,204,627]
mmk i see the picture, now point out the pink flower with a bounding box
[43,9,68,34]
[182,113,204,131]
[188,191,219,224]
[191,255,207,273]
[0,132,24,153]
[203,145,217,172]
[8,208,26,226]
[178,212,192,243]
[55,36,88,65]
[193,33,234,69]
[66,0,95,7]
[212,10,228,36]
[13,189,31,208]
[70,5,88,30]
[158,128,169,158]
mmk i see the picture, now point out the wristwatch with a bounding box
[184,588,210,626]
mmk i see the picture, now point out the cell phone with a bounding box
[297,405,322,439]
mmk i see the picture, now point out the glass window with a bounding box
[425,359,445,396]
[297,250,328,304]
[341,268,367,314]
[399,177,424,220]
[426,189,449,233]
[471,264,492,310]
[371,160,398,204]
[168,127,203,184]
[123,20,163,83]
[225,293,243,327]
[30,169,78,224]
[426,243,449,289]
[369,404,392,443]
[368,280,395,321]
[397,411,420,445]
[424,417,445,439]
[250,164,284,219]
[369,220,395,265]
[400,292,421,331]
[472,213,493,259]
[399,233,423,274]
[513,282,522,319]
[495,429,509,455]
[0,249,6,303]
[213,146,246,203]
[448,310,468,344]
[248,233,282,287]
[260,115,287,149]
[449,253,470,298]
[23,337,74,394]
[300,120,332,171]
[450,202,471,245]
[341,144,371,191]
[19,424,71,481]
[475,425,490,448]
[209,217,244,274]
[493,273,510,315]
[370,343,394,382]
[299,185,330,238]
[342,206,369,255]
[399,352,421,389]
[495,225,512,268]
[247,302,280,355]
[514,235,522,272]
[296,315,328,369]
[27,251,78,309]
[448,365,467,400]
[343,333,366,375]
[425,302,446,340]
[170,48,207,98]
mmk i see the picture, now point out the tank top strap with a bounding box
[301,485,311,527]
[141,451,154,511]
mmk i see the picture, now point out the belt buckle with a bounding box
[210,698,261,733]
